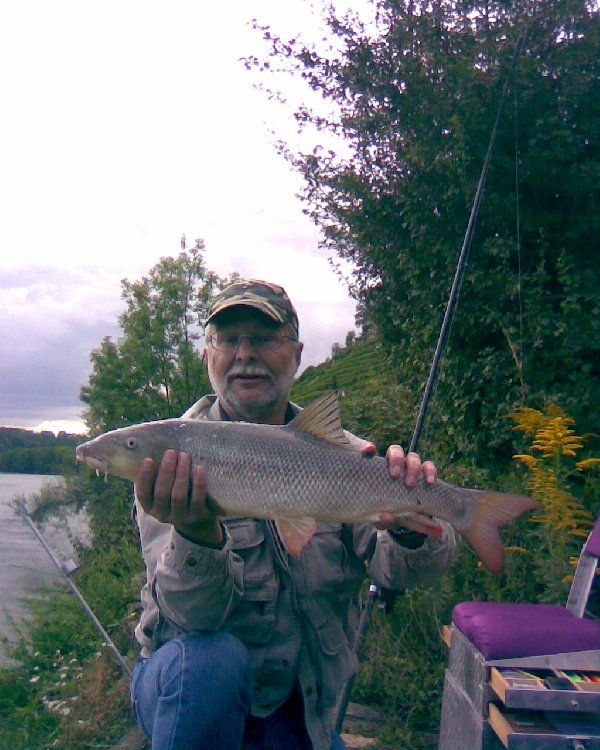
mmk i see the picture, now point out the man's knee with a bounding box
[182,631,252,685]
[132,633,252,747]
[149,632,252,710]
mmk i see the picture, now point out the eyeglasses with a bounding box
[206,332,298,354]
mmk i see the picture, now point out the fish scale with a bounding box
[182,420,470,527]
[75,391,539,574]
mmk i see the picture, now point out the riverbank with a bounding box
[0,473,91,666]
[0,474,143,749]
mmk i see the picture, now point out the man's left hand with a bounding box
[360,442,442,536]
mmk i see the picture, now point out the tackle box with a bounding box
[439,625,600,749]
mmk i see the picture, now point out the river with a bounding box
[0,473,90,665]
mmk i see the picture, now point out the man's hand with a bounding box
[384,444,437,487]
[135,450,223,546]
[360,442,442,537]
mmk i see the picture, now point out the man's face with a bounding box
[204,308,303,424]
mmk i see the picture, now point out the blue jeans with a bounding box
[130,633,346,750]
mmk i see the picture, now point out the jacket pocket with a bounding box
[223,519,278,645]
[302,523,349,592]
[301,596,348,655]
[300,595,358,708]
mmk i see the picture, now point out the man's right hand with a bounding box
[135,450,223,546]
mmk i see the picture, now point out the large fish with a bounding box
[75,391,538,574]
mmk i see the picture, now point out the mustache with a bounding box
[227,365,271,379]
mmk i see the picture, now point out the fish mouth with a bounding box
[76,446,109,482]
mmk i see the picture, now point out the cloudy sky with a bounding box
[0,1,365,435]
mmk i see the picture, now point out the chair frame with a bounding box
[566,524,600,618]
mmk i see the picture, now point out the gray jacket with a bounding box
[134,395,456,749]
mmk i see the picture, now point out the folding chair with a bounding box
[438,517,600,750]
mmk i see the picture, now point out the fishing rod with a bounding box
[334,28,527,734]
[408,38,525,455]
[16,500,132,679]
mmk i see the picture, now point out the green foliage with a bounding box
[251,0,600,477]
[0,427,83,453]
[80,240,228,433]
[293,335,424,451]
[0,428,82,475]
[0,446,77,475]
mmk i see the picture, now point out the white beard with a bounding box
[208,360,297,423]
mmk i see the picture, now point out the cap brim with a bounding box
[204,300,285,327]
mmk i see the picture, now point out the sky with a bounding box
[0,1,365,435]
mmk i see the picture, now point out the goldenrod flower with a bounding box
[508,405,595,541]
[576,458,600,471]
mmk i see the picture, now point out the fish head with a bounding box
[75,423,173,482]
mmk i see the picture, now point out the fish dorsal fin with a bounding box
[288,391,355,450]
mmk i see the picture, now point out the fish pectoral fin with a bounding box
[275,516,317,557]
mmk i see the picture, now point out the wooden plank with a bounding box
[110,727,148,750]
[341,734,377,748]
[441,624,452,648]
[344,701,385,724]
[489,667,546,703]
[488,703,559,748]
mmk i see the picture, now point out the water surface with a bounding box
[0,473,84,664]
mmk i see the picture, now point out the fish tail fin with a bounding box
[461,490,539,576]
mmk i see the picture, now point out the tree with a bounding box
[80,241,227,433]
[250,0,600,471]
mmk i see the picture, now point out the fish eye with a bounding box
[126,437,138,450]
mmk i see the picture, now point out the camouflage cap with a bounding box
[205,279,299,337]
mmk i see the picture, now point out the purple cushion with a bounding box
[452,601,600,659]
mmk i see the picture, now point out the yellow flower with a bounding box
[576,458,600,471]
[513,454,538,467]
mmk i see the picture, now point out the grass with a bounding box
[351,591,449,749]
[0,639,134,749]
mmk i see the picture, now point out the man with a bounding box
[130,279,456,750]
